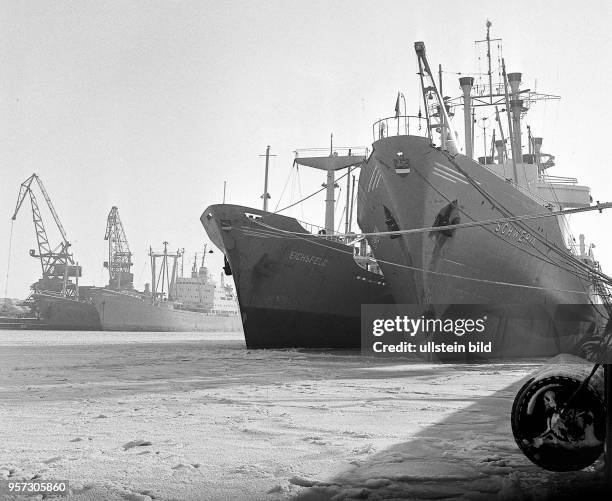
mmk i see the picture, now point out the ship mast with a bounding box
[294,140,366,236]
[260,146,275,212]
[149,242,182,302]
[485,19,494,105]
[454,22,560,181]
[325,134,336,233]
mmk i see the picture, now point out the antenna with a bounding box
[260,146,276,211]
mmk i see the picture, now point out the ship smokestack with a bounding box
[510,99,523,162]
[507,72,522,98]
[459,77,474,159]
[579,234,586,257]
[495,140,505,164]
[533,137,543,165]
[507,73,523,162]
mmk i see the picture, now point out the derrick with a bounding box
[103,206,134,290]
[11,173,81,298]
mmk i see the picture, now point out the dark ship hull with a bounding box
[357,135,604,357]
[0,293,103,330]
[201,204,394,348]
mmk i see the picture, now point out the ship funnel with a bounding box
[533,137,543,164]
[510,98,524,162]
[459,76,474,158]
[507,72,522,98]
[579,234,586,257]
[495,140,505,164]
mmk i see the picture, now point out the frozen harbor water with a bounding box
[0,331,606,500]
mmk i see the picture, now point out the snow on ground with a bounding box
[0,331,607,500]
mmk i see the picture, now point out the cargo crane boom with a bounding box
[103,206,133,290]
[11,173,81,297]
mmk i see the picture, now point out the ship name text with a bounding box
[494,222,536,247]
[289,250,329,267]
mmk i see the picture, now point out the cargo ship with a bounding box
[6,192,241,332]
[0,292,101,330]
[201,145,394,348]
[87,288,240,332]
[85,231,241,331]
[356,26,610,356]
[85,208,242,332]
[201,203,392,348]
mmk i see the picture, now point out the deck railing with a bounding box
[372,115,429,141]
[540,175,578,185]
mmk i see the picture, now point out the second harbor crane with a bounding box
[103,206,134,290]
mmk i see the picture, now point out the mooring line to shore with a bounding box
[245,221,594,295]
[267,202,612,240]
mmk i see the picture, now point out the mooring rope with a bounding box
[247,220,592,295]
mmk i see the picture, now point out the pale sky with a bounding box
[2,0,612,298]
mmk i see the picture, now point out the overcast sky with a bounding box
[2,0,611,298]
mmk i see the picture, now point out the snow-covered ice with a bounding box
[0,331,606,500]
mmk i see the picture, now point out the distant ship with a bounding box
[4,196,241,332]
[87,288,241,332]
[0,290,101,331]
[86,208,242,332]
[357,27,610,356]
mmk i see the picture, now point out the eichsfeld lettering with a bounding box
[288,250,329,267]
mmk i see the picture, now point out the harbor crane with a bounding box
[11,173,81,298]
[103,206,133,290]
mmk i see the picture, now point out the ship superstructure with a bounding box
[90,219,242,332]
[172,250,216,312]
[212,273,240,316]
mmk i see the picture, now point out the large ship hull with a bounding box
[357,135,603,357]
[2,288,242,332]
[201,204,394,348]
[88,288,242,332]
